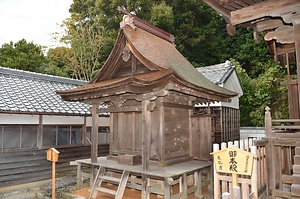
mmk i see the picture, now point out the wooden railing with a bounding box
[265,106,300,138]
[264,106,300,198]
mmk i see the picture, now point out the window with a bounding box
[43,125,83,147]
[0,125,38,149]
[86,127,110,145]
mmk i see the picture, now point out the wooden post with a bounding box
[91,104,99,187]
[265,107,272,137]
[213,143,220,199]
[142,100,151,171]
[293,20,300,115]
[232,173,238,187]
[251,146,258,199]
[46,148,59,199]
[37,115,43,149]
[52,161,56,199]
[91,104,99,163]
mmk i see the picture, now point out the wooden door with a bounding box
[191,115,212,160]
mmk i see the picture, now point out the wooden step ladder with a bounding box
[89,166,129,199]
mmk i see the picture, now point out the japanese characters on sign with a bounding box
[211,147,256,176]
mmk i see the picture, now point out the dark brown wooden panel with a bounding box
[0,144,109,188]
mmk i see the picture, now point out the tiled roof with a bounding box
[0,66,91,115]
[197,60,234,85]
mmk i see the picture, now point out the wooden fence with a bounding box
[265,106,300,198]
[0,144,109,188]
[213,139,267,199]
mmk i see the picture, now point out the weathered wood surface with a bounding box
[0,144,109,188]
[195,107,240,144]
[292,147,300,197]
[76,157,211,199]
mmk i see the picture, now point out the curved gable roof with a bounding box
[122,25,235,96]
[58,13,236,102]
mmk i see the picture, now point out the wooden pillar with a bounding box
[265,106,272,137]
[37,115,43,149]
[82,116,87,144]
[91,104,99,163]
[90,104,99,187]
[293,20,300,115]
[142,100,151,171]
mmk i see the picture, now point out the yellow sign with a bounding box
[46,148,60,162]
[211,147,256,176]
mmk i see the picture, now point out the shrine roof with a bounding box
[58,12,237,103]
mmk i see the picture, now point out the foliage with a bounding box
[48,0,288,126]
[52,15,106,81]
[150,2,174,33]
[232,60,256,126]
[234,59,288,126]
[0,39,47,72]
[42,47,70,77]
[249,61,288,126]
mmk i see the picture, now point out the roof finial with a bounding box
[118,6,136,29]
[120,15,136,29]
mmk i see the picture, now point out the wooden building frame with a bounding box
[204,0,300,198]
[196,61,243,143]
[58,8,237,198]
[0,67,110,188]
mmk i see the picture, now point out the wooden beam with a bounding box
[294,20,300,116]
[37,115,43,149]
[276,43,295,55]
[142,100,151,171]
[98,105,142,113]
[202,0,230,21]
[256,19,283,32]
[91,104,99,163]
[264,25,295,44]
[230,0,300,25]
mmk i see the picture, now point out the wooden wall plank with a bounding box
[0,145,109,188]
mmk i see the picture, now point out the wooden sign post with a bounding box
[211,147,256,198]
[46,148,60,199]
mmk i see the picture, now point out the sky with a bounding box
[0,0,73,49]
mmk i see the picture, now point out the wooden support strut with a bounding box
[142,100,151,171]
[294,20,300,116]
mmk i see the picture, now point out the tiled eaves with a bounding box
[0,67,95,116]
[197,61,234,85]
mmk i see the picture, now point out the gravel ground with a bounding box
[41,176,90,198]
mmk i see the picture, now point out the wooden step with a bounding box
[95,187,117,195]
[100,175,121,184]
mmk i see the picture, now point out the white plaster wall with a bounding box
[0,113,110,126]
[0,114,39,124]
[240,127,266,140]
[43,115,85,125]
[86,116,110,126]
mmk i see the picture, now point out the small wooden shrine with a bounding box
[58,8,236,171]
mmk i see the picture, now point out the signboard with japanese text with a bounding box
[211,146,256,176]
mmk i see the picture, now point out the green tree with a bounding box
[62,0,286,126]
[42,47,70,77]
[234,58,288,126]
[53,15,106,81]
[0,39,47,72]
[250,61,288,126]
